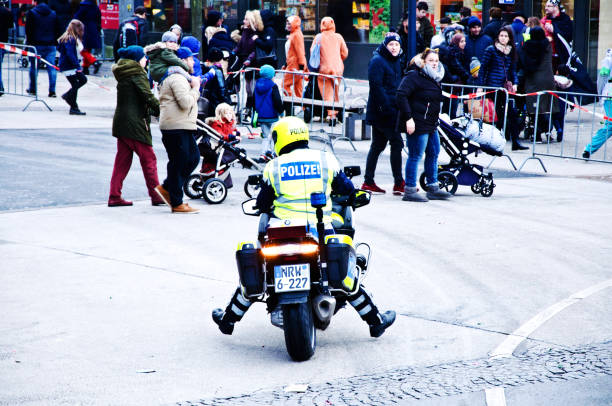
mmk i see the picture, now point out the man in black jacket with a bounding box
[48,0,71,32]
[26,0,60,97]
[113,6,148,62]
[0,0,13,95]
[254,9,277,68]
[362,33,404,195]
[416,1,433,48]
[483,7,504,40]
[544,0,573,73]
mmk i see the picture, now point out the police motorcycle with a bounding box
[236,167,371,361]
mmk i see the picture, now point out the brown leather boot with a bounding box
[154,185,171,210]
[172,203,200,214]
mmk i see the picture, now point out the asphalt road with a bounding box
[0,127,611,405]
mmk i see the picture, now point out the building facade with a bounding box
[106,0,608,80]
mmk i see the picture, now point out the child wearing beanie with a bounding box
[254,64,284,162]
[468,57,480,86]
[144,31,192,83]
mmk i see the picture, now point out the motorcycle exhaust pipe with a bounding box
[313,294,336,323]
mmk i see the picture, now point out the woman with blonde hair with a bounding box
[58,19,87,115]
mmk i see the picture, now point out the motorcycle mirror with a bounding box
[310,191,326,209]
[241,198,260,216]
[343,166,361,178]
[352,190,371,209]
[248,174,263,186]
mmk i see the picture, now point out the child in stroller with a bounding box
[420,114,502,197]
[184,103,263,204]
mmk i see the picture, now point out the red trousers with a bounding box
[80,49,97,68]
[109,137,160,202]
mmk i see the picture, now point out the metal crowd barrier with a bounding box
[234,67,358,153]
[0,42,51,111]
[519,90,612,171]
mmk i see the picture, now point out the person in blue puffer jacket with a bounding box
[480,26,527,150]
[254,64,283,161]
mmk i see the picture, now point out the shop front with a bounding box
[110,0,606,80]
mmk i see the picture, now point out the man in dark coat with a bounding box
[416,1,433,48]
[483,7,504,40]
[363,33,404,195]
[48,0,72,31]
[112,6,148,62]
[0,0,12,95]
[543,0,573,73]
[459,7,471,31]
[26,0,60,96]
[465,17,492,63]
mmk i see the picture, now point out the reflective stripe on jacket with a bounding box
[263,149,340,222]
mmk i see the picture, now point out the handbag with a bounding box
[308,35,320,71]
[255,44,277,66]
[502,60,514,93]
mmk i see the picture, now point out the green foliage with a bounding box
[369,0,390,43]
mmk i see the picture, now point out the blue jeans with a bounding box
[405,131,440,188]
[28,45,57,93]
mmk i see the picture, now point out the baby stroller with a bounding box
[419,115,502,197]
[183,119,264,204]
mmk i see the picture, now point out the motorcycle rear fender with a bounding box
[277,291,309,305]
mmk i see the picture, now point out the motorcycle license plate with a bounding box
[274,264,310,293]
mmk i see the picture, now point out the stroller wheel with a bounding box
[244,179,261,198]
[481,183,495,198]
[438,171,458,195]
[21,58,29,68]
[184,174,205,199]
[471,182,482,194]
[420,171,458,194]
[203,178,228,204]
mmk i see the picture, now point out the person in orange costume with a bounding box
[283,15,307,98]
[312,16,348,121]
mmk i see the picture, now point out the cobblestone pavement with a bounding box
[176,341,612,405]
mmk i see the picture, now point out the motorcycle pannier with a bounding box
[236,244,264,296]
[325,236,357,291]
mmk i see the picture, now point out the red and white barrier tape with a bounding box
[0,43,59,71]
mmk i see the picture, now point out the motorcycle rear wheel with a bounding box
[282,301,316,361]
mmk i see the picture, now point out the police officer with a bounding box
[212,117,396,338]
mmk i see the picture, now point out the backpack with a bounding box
[118,18,140,48]
[308,35,320,72]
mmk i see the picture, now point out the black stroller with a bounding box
[183,119,263,204]
[419,116,501,197]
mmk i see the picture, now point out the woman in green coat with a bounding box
[108,45,164,207]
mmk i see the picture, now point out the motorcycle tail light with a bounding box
[262,243,318,257]
[267,225,308,240]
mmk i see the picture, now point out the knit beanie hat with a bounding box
[207,10,222,27]
[382,31,402,48]
[470,57,481,74]
[467,16,482,28]
[117,45,145,62]
[161,31,178,43]
[259,64,275,79]
[547,0,565,12]
[176,46,193,60]
[208,47,223,62]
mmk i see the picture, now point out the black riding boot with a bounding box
[348,286,396,337]
[212,287,252,335]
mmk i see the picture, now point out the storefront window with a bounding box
[205,0,238,30]
[260,0,318,36]
[318,0,390,43]
[146,0,191,33]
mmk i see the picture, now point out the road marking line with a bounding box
[485,278,612,406]
[490,278,612,359]
[485,387,507,406]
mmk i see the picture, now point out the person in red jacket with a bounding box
[200,102,240,175]
[283,15,306,98]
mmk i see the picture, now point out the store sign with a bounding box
[100,1,119,29]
